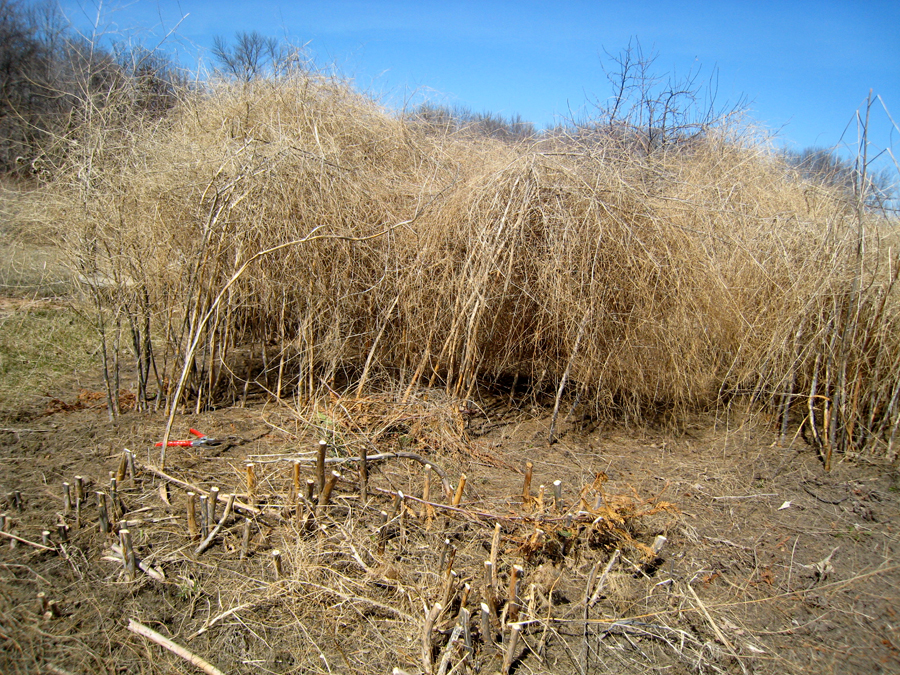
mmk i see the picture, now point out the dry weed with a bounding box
[45,71,899,462]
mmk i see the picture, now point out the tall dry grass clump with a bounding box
[52,70,899,464]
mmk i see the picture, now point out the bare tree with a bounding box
[408,102,536,143]
[784,146,895,209]
[0,0,60,173]
[212,31,283,82]
[0,0,195,179]
[115,45,186,118]
[587,38,747,154]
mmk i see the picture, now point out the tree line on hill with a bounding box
[0,0,185,176]
[0,0,892,206]
[782,146,894,211]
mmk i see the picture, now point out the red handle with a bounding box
[154,429,207,446]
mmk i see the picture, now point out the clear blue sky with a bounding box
[59,0,899,161]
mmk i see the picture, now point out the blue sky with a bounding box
[59,0,899,161]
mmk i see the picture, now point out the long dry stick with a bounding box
[195,493,236,554]
[356,294,400,397]
[160,220,417,466]
[685,583,747,674]
[135,460,261,516]
[0,530,54,551]
[685,583,735,650]
[127,619,226,675]
[549,310,591,444]
[588,549,621,607]
[581,560,601,675]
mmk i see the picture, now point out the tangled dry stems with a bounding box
[122,398,685,674]
[50,71,900,461]
[3,392,899,674]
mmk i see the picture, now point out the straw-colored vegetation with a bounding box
[46,65,898,465]
[3,21,900,673]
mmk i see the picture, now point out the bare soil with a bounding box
[1,375,900,674]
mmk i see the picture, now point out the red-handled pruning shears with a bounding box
[155,429,224,448]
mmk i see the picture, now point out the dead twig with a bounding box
[195,493,236,554]
[136,460,262,516]
[127,619,227,675]
[0,530,55,551]
[188,603,255,640]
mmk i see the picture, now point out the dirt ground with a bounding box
[1,380,899,675]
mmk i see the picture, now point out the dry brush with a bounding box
[51,72,900,463]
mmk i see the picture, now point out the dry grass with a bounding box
[4,398,898,675]
[0,396,689,675]
[45,71,900,462]
[0,178,70,298]
[0,180,95,417]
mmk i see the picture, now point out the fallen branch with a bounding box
[256,451,453,496]
[135,460,261,516]
[188,603,255,640]
[195,493,236,555]
[127,619,227,675]
[0,530,54,551]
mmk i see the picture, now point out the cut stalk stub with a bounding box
[480,602,494,644]
[62,483,72,514]
[245,464,257,504]
[291,461,300,500]
[208,486,220,524]
[239,518,252,561]
[315,440,327,494]
[552,480,563,512]
[490,523,501,594]
[199,495,209,539]
[125,449,136,482]
[522,462,533,510]
[452,474,467,507]
[507,564,523,623]
[116,452,128,483]
[120,528,136,581]
[501,623,522,675]
[97,492,110,536]
[186,492,199,540]
[317,470,340,513]
[272,549,284,578]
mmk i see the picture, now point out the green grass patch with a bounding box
[0,304,96,418]
[0,238,71,298]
